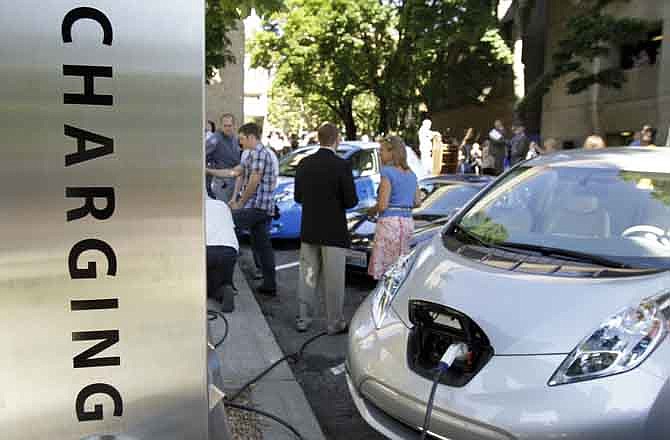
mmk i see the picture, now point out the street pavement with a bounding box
[239,239,387,440]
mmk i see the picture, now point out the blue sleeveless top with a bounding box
[379,166,417,218]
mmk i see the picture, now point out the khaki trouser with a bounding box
[297,243,346,327]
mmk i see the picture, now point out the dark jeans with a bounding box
[232,208,276,290]
[206,246,238,300]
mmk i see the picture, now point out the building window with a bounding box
[620,27,663,70]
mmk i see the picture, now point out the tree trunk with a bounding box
[341,98,357,140]
[590,57,602,135]
[377,94,389,136]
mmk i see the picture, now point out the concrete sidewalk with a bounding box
[209,267,326,440]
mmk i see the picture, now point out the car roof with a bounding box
[527,147,669,173]
[287,142,381,161]
[420,174,494,186]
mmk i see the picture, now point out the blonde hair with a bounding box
[380,135,410,170]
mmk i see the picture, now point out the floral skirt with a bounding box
[368,216,414,280]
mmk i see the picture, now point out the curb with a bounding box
[211,267,326,440]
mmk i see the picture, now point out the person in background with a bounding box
[641,131,657,147]
[630,131,642,146]
[367,136,422,280]
[526,141,541,160]
[459,128,475,173]
[480,139,496,176]
[205,192,238,313]
[470,138,483,175]
[289,133,300,150]
[488,119,508,175]
[510,124,530,166]
[206,120,216,141]
[543,137,559,154]
[207,122,279,296]
[294,122,358,335]
[206,113,240,202]
[630,125,653,146]
[584,135,606,149]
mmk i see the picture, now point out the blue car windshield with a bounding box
[453,165,670,269]
[278,148,347,177]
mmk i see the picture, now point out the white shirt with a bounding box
[205,198,239,251]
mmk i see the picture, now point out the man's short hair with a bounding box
[318,122,339,147]
[220,113,235,124]
[239,122,261,139]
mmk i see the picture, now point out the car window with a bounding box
[350,150,377,178]
[278,147,347,177]
[455,165,670,268]
[414,184,481,217]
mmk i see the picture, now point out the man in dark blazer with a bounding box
[294,122,358,334]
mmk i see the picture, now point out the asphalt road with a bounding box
[239,239,386,440]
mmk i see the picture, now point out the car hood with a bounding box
[392,236,670,355]
[276,175,294,192]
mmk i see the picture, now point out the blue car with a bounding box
[270,142,426,239]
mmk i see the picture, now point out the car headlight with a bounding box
[274,187,294,203]
[371,248,419,329]
[549,291,670,386]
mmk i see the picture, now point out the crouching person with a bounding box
[206,194,239,312]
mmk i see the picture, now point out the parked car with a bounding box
[271,142,426,239]
[347,147,670,440]
[345,174,493,272]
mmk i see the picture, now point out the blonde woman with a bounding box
[367,136,422,279]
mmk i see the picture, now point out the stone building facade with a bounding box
[541,0,670,146]
[206,23,244,129]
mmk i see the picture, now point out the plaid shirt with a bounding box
[241,144,278,215]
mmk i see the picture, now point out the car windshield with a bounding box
[278,148,347,177]
[414,184,482,219]
[451,165,670,270]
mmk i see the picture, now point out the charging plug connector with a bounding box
[438,342,469,371]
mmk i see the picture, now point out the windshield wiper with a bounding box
[497,242,634,269]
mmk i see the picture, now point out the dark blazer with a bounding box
[294,148,359,248]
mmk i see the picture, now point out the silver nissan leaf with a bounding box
[347,147,670,440]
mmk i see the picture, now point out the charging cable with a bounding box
[420,342,468,440]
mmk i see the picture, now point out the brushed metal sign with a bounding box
[0,2,208,439]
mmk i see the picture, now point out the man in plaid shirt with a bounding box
[206,122,279,294]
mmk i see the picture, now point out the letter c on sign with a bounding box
[76,383,123,421]
[62,7,113,45]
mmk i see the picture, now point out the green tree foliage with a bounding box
[250,0,393,139]
[391,1,511,119]
[519,0,657,114]
[206,0,284,81]
[267,85,379,139]
[267,84,336,135]
[250,0,512,139]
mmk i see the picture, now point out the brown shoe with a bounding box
[327,320,349,336]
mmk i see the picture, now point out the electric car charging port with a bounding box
[407,300,494,387]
